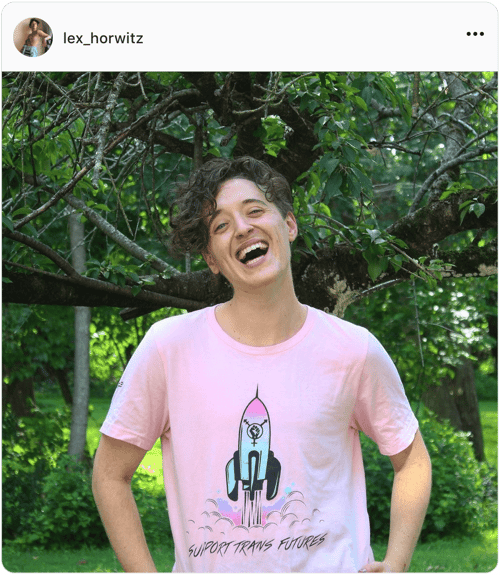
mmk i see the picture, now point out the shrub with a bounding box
[3,403,171,550]
[9,455,172,550]
[25,454,107,549]
[475,371,497,401]
[2,406,72,542]
[132,467,172,548]
[362,413,497,543]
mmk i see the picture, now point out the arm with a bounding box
[92,434,158,572]
[361,429,432,573]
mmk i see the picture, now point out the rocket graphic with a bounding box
[226,388,281,502]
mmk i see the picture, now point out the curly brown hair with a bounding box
[169,156,294,256]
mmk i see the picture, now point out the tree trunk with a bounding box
[2,375,36,417]
[54,368,73,406]
[422,359,485,461]
[67,213,91,462]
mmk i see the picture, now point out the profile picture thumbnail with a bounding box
[13,18,53,57]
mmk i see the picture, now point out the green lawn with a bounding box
[479,401,498,469]
[3,530,497,572]
[2,543,175,573]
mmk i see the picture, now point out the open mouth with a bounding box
[237,242,269,265]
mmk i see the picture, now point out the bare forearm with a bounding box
[93,478,157,572]
[384,453,432,571]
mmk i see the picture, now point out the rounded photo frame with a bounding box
[14,18,53,57]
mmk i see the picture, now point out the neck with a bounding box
[216,281,306,347]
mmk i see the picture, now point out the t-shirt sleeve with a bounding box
[100,324,169,451]
[353,331,418,456]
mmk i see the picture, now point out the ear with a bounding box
[285,212,298,242]
[202,250,220,275]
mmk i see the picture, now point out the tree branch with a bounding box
[3,229,79,277]
[2,261,206,310]
[92,72,127,187]
[62,193,180,275]
[409,146,497,213]
[13,87,198,231]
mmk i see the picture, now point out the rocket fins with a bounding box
[265,451,281,500]
[226,452,240,501]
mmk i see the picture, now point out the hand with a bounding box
[359,561,393,572]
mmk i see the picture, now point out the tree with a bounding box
[2,72,496,316]
[67,213,91,461]
[2,303,75,416]
[345,275,497,462]
[2,72,497,427]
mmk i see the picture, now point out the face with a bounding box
[30,21,38,31]
[203,178,298,293]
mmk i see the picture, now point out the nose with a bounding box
[234,214,254,238]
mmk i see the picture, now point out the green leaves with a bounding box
[318,153,340,176]
[459,198,486,224]
[2,212,14,232]
[362,230,389,281]
[363,413,497,543]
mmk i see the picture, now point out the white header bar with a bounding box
[1,1,499,72]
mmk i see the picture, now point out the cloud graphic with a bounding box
[187,487,323,541]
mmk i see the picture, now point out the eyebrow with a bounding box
[209,198,268,223]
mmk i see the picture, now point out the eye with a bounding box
[249,208,263,216]
[214,221,227,232]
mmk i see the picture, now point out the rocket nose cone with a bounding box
[245,397,267,418]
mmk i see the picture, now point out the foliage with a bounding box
[345,276,497,404]
[2,71,497,556]
[475,373,498,402]
[2,304,74,400]
[6,458,169,550]
[2,72,497,313]
[88,306,180,397]
[1,303,173,405]
[132,467,172,547]
[2,405,72,540]
[363,413,497,543]
[24,454,107,549]
[478,402,498,469]
[3,405,170,549]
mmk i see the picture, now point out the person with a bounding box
[21,19,51,57]
[92,156,432,573]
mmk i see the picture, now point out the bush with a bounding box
[3,405,171,550]
[475,371,497,401]
[132,467,172,548]
[2,406,72,542]
[25,454,107,549]
[6,454,171,550]
[363,413,497,543]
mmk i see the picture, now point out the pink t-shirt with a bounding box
[101,305,418,572]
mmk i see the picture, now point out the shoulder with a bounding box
[147,306,209,345]
[304,306,375,366]
[309,306,371,345]
[124,308,209,368]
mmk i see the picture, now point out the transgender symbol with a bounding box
[226,388,281,527]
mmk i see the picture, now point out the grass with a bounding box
[3,531,497,572]
[2,543,175,573]
[480,401,498,469]
[374,529,498,572]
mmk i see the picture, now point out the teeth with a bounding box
[238,242,267,261]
